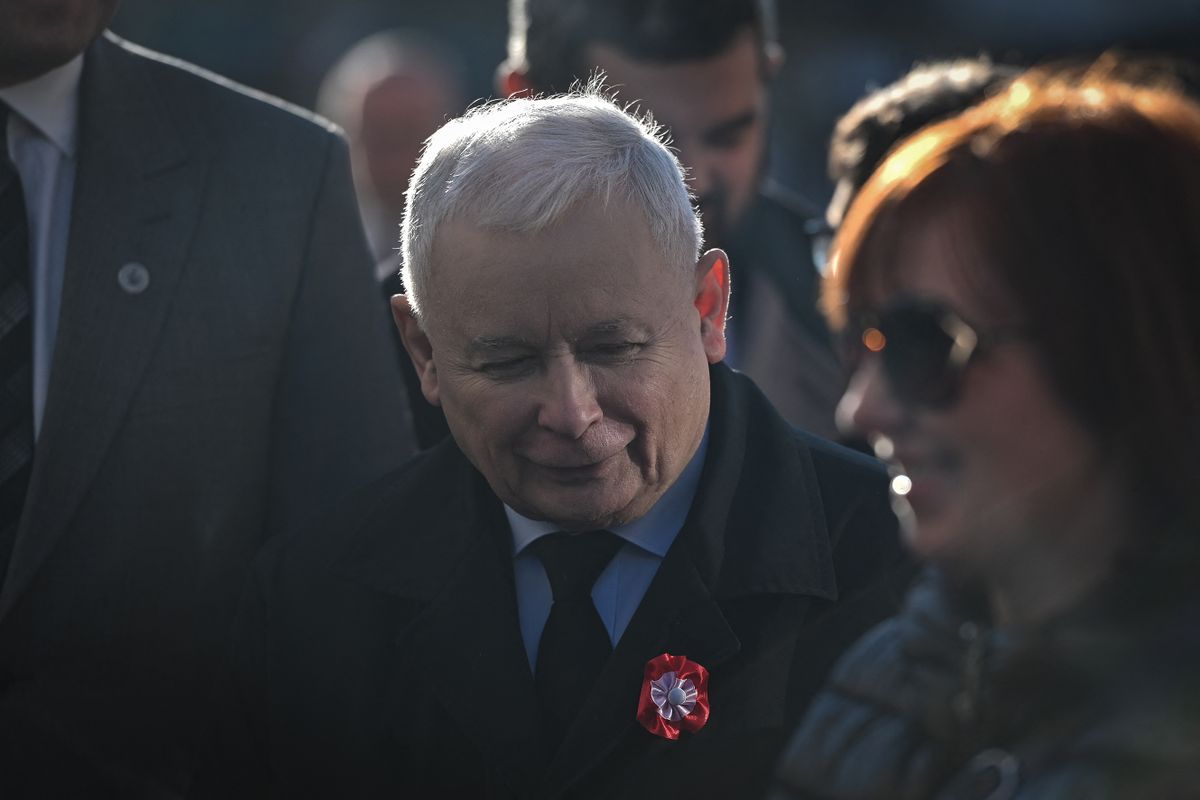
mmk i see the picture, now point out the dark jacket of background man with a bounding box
[0,17,416,797]
[194,364,910,799]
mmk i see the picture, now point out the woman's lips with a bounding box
[889,451,957,512]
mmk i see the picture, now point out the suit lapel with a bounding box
[0,33,202,617]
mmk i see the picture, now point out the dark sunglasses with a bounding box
[838,299,1025,408]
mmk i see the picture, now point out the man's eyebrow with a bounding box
[467,335,534,353]
[467,320,645,352]
[575,318,649,339]
[701,110,758,143]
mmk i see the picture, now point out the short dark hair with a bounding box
[506,0,778,94]
[827,62,1200,531]
[826,58,1018,227]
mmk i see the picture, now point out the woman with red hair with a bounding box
[771,64,1200,798]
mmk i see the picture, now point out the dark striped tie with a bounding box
[0,105,35,591]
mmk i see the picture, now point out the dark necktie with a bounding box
[0,105,35,591]
[530,530,623,751]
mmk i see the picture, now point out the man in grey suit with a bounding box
[0,1,415,794]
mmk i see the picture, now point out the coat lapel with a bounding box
[0,32,202,617]
[540,532,741,799]
[350,448,548,797]
[400,535,548,795]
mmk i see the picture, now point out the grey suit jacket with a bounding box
[0,32,415,796]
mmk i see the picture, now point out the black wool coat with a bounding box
[196,364,911,799]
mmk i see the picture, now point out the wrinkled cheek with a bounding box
[618,431,657,484]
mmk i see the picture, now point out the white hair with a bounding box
[400,89,703,320]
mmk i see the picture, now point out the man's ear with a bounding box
[496,62,534,98]
[390,294,441,407]
[694,248,730,364]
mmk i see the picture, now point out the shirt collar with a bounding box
[0,54,84,157]
[506,424,710,559]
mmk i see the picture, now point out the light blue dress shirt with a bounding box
[0,55,83,438]
[506,426,709,669]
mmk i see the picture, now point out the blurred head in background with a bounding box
[828,62,1200,625]
[824,57,1018,232]
[499,0,782,246]
[318,29,466,267]
[0,0,119,86]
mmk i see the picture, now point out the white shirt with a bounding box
[0,55,83,437]
[506,426,710,669]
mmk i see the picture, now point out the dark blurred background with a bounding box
[110,0,1200,207]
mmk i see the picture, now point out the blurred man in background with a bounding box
[319,29,466,447]
[0,0,413,794]
[499,0,844,439]
[317,29,466,274]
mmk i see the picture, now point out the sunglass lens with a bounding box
[879,307,960,406]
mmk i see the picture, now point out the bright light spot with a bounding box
[872,435,895,461]
[880,135,941,184]
[891,474,913,496]
[1009,80,1032,107]
[863,327,886,353]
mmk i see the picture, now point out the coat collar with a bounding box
[1,32,200,617]
[341,362,839,797]
[690,362,838,602]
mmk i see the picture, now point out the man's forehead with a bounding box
[466,317,648,351]
[423,205,689,335]
[428,198,664,278]
[585,32,765,129]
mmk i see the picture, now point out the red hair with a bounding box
[825,61,1200,529]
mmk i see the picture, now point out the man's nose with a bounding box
[537,359,602,439]
[837,356,906,442]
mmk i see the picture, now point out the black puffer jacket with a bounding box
[769,568,1200,799]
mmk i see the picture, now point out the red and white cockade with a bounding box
[636,653,711,740]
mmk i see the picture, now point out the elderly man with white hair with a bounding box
[196,90,908,799]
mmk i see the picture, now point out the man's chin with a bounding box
[515,487,642,532]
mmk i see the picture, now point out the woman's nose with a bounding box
[837,356,906,443]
